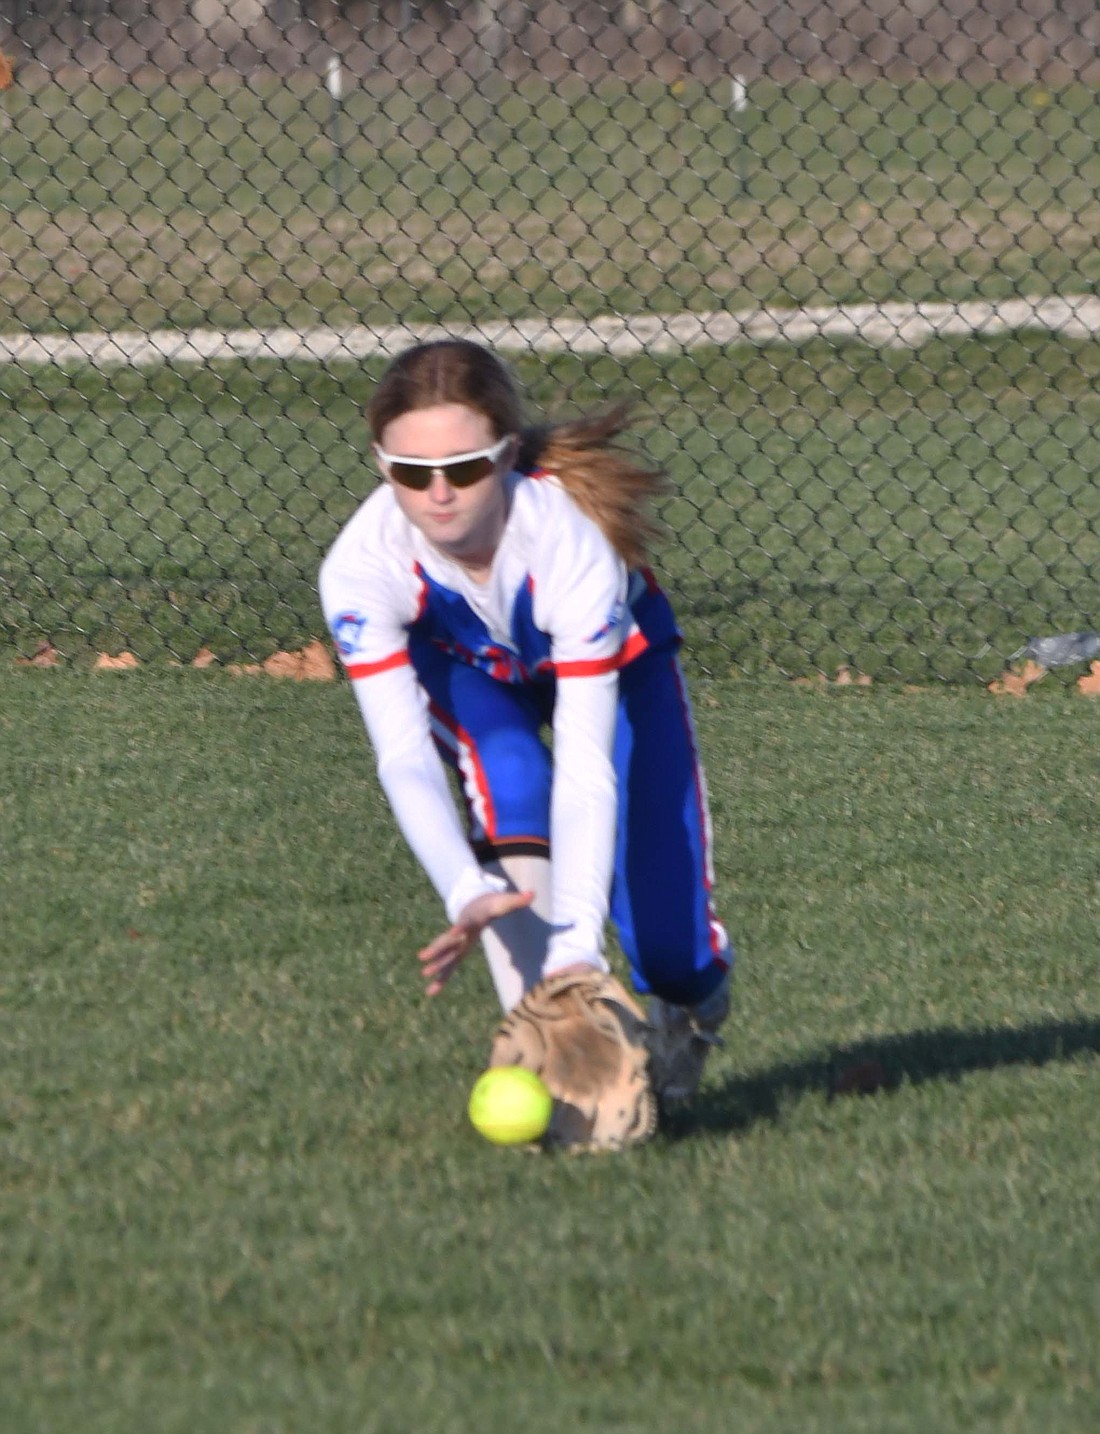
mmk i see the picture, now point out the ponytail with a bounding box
[517,404,664,569]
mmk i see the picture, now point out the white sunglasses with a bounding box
[375,435,513,490]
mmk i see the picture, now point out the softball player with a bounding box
[319,339,733,1102]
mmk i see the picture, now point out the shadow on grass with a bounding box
[665,1015,1100,1140]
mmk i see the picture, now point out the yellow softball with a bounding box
[467,1066,553,1146]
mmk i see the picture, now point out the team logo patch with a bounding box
[331,611,368,656]
[586,599,625,644]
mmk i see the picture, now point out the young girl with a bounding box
[319,338,732,1104]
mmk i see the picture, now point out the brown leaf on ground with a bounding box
[988,659,1046,697]
[0,49,13,91]
[988,672,1027,697]
[190,647,218,669]
[226,663,264,677]
[262,640,337,681]
[1077,661,1100,695]
[793,667,871,688]
[16,641,61,668]
[94,652,140,670]
[298,640,337,680]
[832,665,872,687]
[262,651,303,678]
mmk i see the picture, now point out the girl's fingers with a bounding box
[415,889,536,995]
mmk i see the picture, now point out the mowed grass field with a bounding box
[3,74,1099,330]
[2,668,1099,1433]
[5,334,1100,681]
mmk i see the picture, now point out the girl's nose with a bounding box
[427,468,454,502]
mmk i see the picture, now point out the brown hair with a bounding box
[368,339,663,568]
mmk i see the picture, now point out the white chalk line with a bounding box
[3,296,1100,368]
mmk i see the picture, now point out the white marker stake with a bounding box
[729,75,748,204]
[326,56,346,197]
[326,55,343,102]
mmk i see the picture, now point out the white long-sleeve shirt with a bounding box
[319,469,667,967]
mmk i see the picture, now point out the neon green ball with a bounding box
[467,1066,553,1146]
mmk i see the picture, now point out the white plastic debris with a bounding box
[1010,632,1100,667]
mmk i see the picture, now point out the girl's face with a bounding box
[376,403,514,574]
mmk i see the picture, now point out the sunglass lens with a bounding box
[445,456,495,487]
[390,462,433,489]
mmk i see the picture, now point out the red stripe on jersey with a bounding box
[553,652,623,677]
[617,629,650,666]
[428,702,498,843]
[346,651,409,679]
[553,628,650,678]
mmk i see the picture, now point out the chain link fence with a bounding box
[3,1,1100,680]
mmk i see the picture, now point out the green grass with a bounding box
[5,334,1100,681]
[2,668,1099,1433]
[1,74,1098,330]
[4,70,1100,679]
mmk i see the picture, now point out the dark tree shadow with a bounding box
[662,1015,1100,1140]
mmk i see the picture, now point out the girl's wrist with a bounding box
[444,866,508,925]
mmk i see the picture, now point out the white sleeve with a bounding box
[350,664,506,923]
[542,668,620,974]
[535,503,630,675]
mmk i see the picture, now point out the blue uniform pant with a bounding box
[410,641,732,1007]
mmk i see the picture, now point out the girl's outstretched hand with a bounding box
[417,889,535,996]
